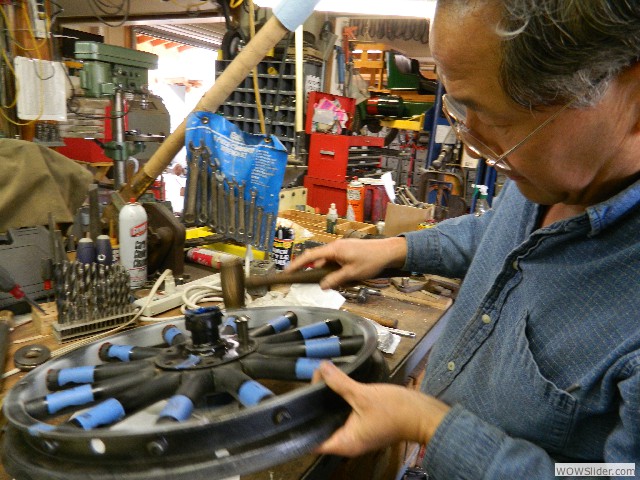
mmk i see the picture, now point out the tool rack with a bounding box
[215,58,321,153]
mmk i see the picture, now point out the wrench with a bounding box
[216,172,226,234]
[238,181,246,243]
[208,155,218,231]
[247,188,257,244]
[264,212,274,252]
[255,206,264,250]
[183,141,200,226]
[227,179,237,237]
[197,148,209,225]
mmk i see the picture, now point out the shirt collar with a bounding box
[586,177,640,236]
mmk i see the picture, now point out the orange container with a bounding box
[346,179,365,222]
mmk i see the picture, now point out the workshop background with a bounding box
[0,1,487,479]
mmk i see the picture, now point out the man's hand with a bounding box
[286,237,408,290]
[313,362,450,457]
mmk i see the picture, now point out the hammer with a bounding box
[220,260,341,309]
[220,261,401,329]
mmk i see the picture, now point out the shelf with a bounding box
[215,58,322,153]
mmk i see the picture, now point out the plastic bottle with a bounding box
[473,185,490,217]
[119,198,148,288]
[326,203,338,234]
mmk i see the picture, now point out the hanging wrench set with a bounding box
[184,112,288,253]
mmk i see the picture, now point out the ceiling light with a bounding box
[254,0,436,19]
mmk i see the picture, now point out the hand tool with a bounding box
[208,156,218,232]
[384,327,416,338]
[48,213,67,265]
[183,142,200,226]
[244,264,341,290]
[220,262,342,309]
[197,147,209,225]
[341,288,369,304]
[391,276,427,293]
[228,179,237,237]
[264,212,274,251]
[216,172,226,234]
[220,258,245,309]
[0,265,45,313]
[247,188,257,244]
[238,181,246,242]
[255,206,264,250]
[348,286,382,296]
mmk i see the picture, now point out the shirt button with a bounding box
[512,260,519,270]
[482,314,491,324]
[447,361,455,371]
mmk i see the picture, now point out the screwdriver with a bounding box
[0,265,46,314]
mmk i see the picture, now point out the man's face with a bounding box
[430,1,631,207]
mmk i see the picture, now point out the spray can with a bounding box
[271,226,295,270]
[119,198,147,288]
[186,247,238,269]
[346,178,365,222]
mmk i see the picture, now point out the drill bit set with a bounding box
[51,261,135,343]
[184,112,288,253]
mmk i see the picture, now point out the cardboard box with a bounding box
[384,203,435,236]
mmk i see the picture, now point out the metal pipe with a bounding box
[112,89,126,189]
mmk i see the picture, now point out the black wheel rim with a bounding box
[2,306,386,480]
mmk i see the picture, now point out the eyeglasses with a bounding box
[442,94,573,171]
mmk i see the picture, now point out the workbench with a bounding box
[0,272,450,480]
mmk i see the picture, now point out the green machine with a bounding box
[75,41,161,189]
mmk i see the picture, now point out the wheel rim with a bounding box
[2,306,386,479]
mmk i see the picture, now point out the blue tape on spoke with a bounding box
[238,381,273,407]
[46,384,95,414]
[295,358,323,380]
[72,398,126,430]
[299,322,330,339]
[57,366,95,387]
[108,345,134,362]
[273,0,321,31]
[304,337,341,358]
[163,326,182,345]
[269,315,293,333]
[159,395,194,422]
[223,318,238,332]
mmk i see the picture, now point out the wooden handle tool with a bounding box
[245,264,340,289]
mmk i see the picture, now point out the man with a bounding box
[287,0,640,478]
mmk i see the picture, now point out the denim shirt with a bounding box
[403,180,640,479]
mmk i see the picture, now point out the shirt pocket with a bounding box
[486,311,577,452]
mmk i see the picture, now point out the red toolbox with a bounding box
[307,134,385,181]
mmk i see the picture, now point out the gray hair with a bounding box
[496,0,640,108]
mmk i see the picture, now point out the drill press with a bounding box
[74,41,163,189]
